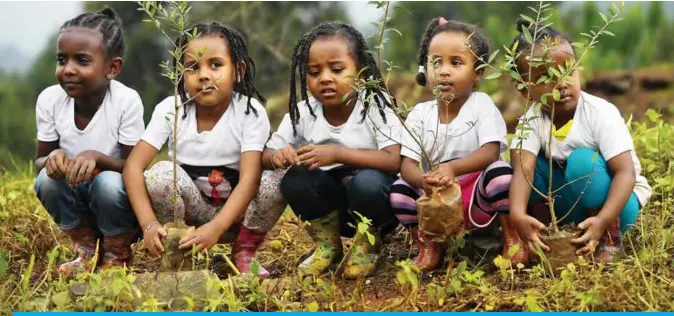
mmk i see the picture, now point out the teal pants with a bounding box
[529,148,640,233]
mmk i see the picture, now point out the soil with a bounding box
[539,228,581,274]
[160,222,196,272]
[417,184,464,242]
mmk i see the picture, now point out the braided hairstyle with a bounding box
[510,18,574,73]
[173,22,266,119]
[59,7,125,59]
[415,18,490,86]
[288,21,397,135]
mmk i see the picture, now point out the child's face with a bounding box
[516,42,581,115]
[56,28,112,99]
[426,31,480,104]
[183,35,239,108]
[306,37,359,109]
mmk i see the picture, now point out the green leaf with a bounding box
[571,42,586,49]
[599,12,608,23]
[521,24,533,43]
[553,89,561,101]
[485,71,502,80]
[388,28,402,37]
[307,301,319,312]
[488,49,500,64]
[507,244,521,258]
[602,30,615,37]
[519,14,535,24]
[645,109,660,123]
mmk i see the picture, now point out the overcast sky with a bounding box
[0,1,381,62]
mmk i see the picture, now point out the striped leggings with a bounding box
[390,160,512,228]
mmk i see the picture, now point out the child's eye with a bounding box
[332,68,344,74]
[186,64,198,71]
[308,71,320,77]
[56,57,66,65]
[210,62,221,68]
[452,60,463,66]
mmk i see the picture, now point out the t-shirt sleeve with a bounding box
[35,90,59,142]
[241,102,271,153]
[593,105,634,160]
[265,113,299,150]
[477,99,508,152]
[400,105,424,162]
[118,92,145,146]
[509,109,542,155]
[375,107,403,150]
[140,97,173,150]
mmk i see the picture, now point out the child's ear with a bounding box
[474,68,485,86]
[105,57,124,80]
[236,61,247,83]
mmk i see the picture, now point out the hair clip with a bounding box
[438,17,449,26]
[418,65,425,73]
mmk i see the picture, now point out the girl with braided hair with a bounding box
[262,21,403,279]
[389,17,527,271]
[123,22,287,279]
[33,7,145,276]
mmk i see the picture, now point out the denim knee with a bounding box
[34,168,81,231]
[345,169,395,226]
[89,171,137,236]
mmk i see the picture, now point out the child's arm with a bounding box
[179,151,263,252]
[122,140,165,256]
[510,149,550,252]
[64,145,131,186]
[400,157,431,192]
[298,144,401,174]
[262,113,302,170]
[571,151,635,255]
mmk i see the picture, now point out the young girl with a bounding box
[389,18,527,271]
[508,20,652,263]
[33,7,144,276]
[122,22,286,279]
[263,21,402,279]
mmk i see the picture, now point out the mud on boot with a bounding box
[59,226,101,277]
[232,224,270,279]
[298,211,343,276]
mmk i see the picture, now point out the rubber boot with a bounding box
[499,213,529,265]
[59,226,100,277]
[232,224,270,279]
[99,230,136,271]
[298,211,343,275]
[342,226,382,279]
[409,227,442,271]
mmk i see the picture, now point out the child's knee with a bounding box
[90,171,128,209]
[34,168,63,199]
[280,165,311,200]
[566,148,605,178]
[346,169,389,204]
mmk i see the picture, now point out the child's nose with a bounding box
[63,61,77,76]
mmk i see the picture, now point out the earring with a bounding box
[107,74,112,79]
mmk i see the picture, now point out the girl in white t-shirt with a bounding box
[123,22,285,279]
[389,18,527,271]
[262,22,402,279]
[33,8,145,276]
[508,21,652,264]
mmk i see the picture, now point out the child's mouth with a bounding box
[320,87,337,98]
[437,82,453,91]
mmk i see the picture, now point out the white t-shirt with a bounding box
[510,91,652,207]
[36,80,145,159]
[266,95,402,170]
[142,93,270,170]
[141,93,270,200]
[401,92,508,172]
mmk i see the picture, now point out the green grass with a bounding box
[1,110,673,312]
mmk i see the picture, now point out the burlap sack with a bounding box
[417,183,464,242]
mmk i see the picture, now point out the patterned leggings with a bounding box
[144,161,287,240]
[390,160,512,228]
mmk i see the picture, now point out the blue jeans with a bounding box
[529,148,640,233]
[33,168,139,236]
[280,166,398,237]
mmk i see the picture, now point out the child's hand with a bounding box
[571,216,607,255]
[512,213,551,254]
[272,146,301,169]
[178,221,222,254]
[424,163,455,189]
[46,149,69,180]
[143,222,167,257]
[66,150,100,186]
[298,144,339,171]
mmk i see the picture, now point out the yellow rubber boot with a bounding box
[342,227,381,279]
[299,211,343,275]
